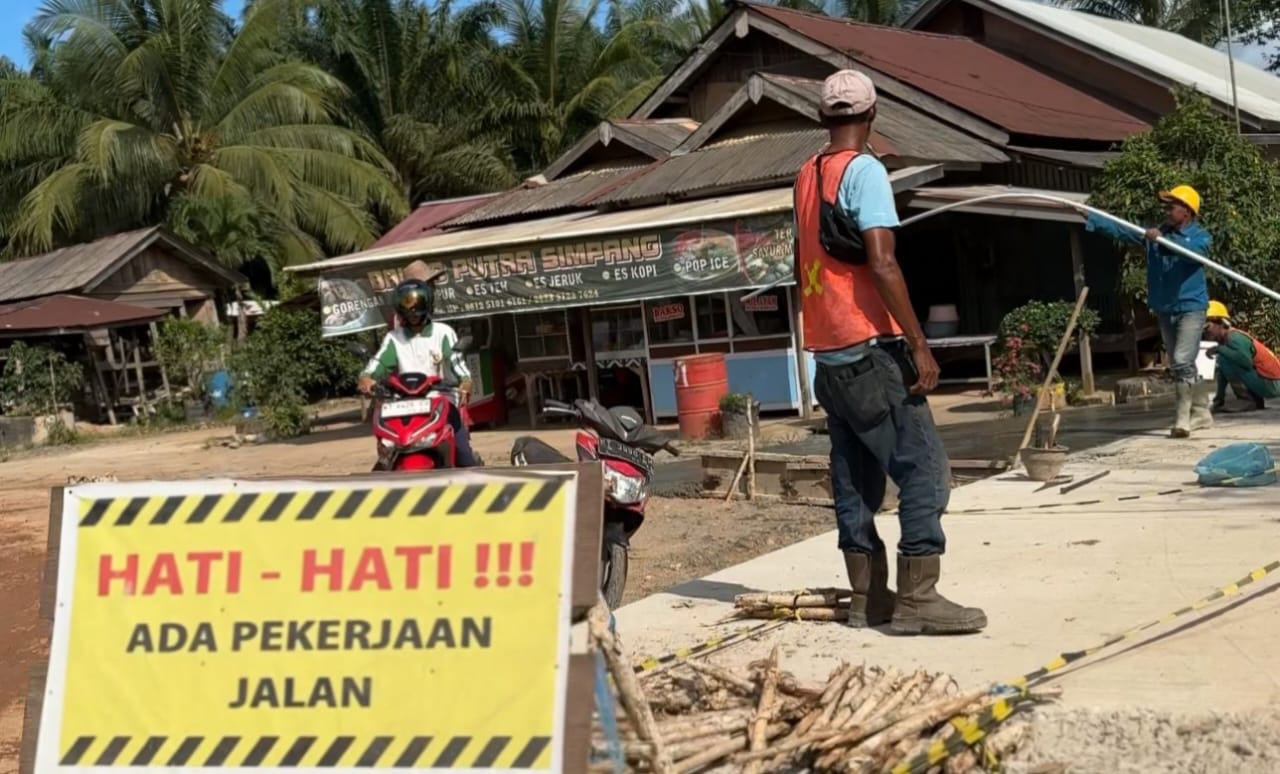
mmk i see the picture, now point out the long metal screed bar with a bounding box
[741,193,1280,304]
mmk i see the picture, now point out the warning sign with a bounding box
[33,470,580,771]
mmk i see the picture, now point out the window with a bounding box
[515,311,569,359]
[694,294,730,340]
[729,290,789,338]
[645,297,694,345]
[591,305,646,354]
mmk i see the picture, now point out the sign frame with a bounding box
[21,464,603,774]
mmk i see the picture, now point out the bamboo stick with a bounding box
[747,406,757,500]
[743,645,780,774]
[682,659,757,696]
[672,722,788,774]
[588,602,674,774]
[736,606,848,621]
[724,448,751,502]
[735,589,852,609]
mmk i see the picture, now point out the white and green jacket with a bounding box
[362,322,472,385]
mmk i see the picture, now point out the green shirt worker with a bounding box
[1204,299,1280,411]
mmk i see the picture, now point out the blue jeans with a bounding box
[448,404,480,467]
[1158,310,1206,384]
[814,345,950,556]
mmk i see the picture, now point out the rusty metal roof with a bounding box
[0,294,166,336]
[441,164,652,227]
[373,193,500,248]
[748,3,1148,141]
[0,227,245,304]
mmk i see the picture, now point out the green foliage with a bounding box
[228,305,359,437]
[44,416,82,446]
[1089,88,1280,343]
[0,0,406,268]
[719,392,752,412]
[0,342,84,416]
[1059,0,1234,46]
[155,319,227,400]
[998,301,1101,357]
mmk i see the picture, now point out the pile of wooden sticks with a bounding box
[588,604,1052,774]
[731,588,852,622]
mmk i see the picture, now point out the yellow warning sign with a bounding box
[35,471,577,771]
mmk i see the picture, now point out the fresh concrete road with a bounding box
[615,409,1280,713]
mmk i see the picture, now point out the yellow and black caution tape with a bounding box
[632,619,789,674]
[944,465,1278,516]
[892,556,1280,774]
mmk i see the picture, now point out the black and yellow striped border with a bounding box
[632,619,788,674]
[59,734,550,768]
[75,480,565,527]
[890,694,1031,774]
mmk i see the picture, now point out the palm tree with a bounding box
[0,0,405,274]
[1055,0,1225,45]
[294,0,518,204]
[774,0,901,25]
[485,0,667,172]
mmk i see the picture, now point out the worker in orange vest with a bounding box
[1204,299,1280,411]
[793,69,985,636]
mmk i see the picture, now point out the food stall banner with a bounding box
[319,213,793,337]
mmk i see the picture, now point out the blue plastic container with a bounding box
[1194,443,1277,487]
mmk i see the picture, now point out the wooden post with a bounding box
[149,321,171,398]
[131,329,149,413]
[790,286,813,419]
[87,336,117,426]
[1068,228,1096,394]
[578,308,600,402]
[1015,287,1088,468]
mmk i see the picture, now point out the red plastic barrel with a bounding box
[674,353,729,440]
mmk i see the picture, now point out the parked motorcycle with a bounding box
[369,336,476,471]
[509,398,679,608]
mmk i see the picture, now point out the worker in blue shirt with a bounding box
[1085,185,1212,438]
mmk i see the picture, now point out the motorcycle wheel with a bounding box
[600,540,628,610]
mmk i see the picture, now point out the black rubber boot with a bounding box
[890,555,987,635]
[843,549,895,627]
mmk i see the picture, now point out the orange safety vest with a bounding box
[1241,330,1280,379]
[794,150,901,352]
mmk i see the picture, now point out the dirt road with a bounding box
[0,418,835,774]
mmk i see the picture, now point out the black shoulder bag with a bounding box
[815,152,869,266]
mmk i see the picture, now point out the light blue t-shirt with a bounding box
[795,153,901,365]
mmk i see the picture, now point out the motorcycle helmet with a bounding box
[393,279,434,328]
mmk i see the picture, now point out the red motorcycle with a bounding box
[509,398,678,608]
[370,372,470,471]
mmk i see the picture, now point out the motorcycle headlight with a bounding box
[604,468,648,505]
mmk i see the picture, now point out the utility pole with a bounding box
[1222,0,1242,134]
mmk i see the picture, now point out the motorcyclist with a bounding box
[357,279,480,467]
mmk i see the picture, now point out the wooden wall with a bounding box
[89,244,226,322]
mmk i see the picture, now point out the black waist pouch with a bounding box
[815,153,868,266]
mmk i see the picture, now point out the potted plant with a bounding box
[992,334,1042,416]
[719,392,759,440]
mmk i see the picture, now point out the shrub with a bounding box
[998,301,1100,360]
[0,342,84,416]
[155,318,227,399]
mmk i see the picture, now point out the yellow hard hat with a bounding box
[1206,299,1229,320]
[1159,185,1201,215]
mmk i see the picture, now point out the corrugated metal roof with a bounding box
[756,74,1009,163]
[611,119,700,152]
[0,294,166,336]
[748,3,1149,141]
[1008,145,1116,169]
[290,166,941,276]
[373,194,500,247]
[968,0,1280,124]
[441,165,649,227]
[0,227,245,304]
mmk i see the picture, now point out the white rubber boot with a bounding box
[1170,382,1192,438]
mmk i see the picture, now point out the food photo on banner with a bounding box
[317,214,794,338]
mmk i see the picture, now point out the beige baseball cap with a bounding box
[820,69,877,117]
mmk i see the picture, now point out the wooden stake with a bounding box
[746,401,757,500]
[588,602,673,774]
[1015,286,1088,468]
[725,451,750,502]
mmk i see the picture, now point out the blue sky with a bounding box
[1,0,248,65]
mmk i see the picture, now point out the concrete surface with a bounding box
[615,408,1280,714]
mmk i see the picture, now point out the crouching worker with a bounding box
[1205,300,1280,412]
[357,279,480,467]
